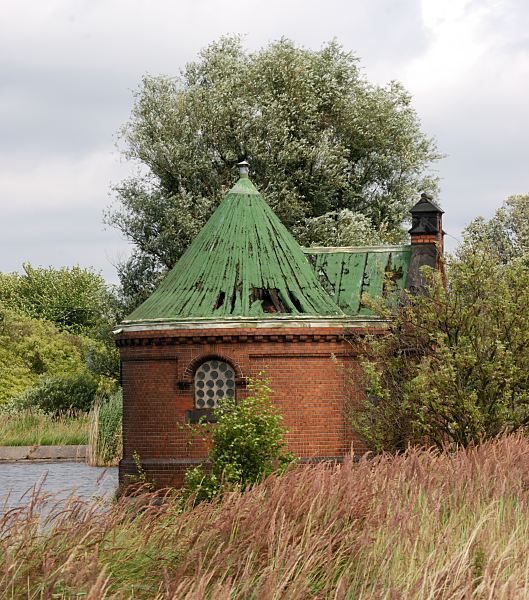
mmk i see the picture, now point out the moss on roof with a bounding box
[125,175,344,323]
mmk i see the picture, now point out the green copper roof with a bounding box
[125,176,344,323]
[304,245,411,316]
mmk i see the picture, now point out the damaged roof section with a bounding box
[125,175,344,323]
[304,245,411,316]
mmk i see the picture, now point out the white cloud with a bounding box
[0,0,528,274]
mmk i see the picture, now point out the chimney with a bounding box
[407,192,445,292]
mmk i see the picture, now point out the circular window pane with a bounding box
[195,359,235,408]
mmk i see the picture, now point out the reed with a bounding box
[3,434,529,598]
[0,409,88,446]
[87,390,122,466]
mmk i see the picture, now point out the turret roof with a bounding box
[124,174,344,324]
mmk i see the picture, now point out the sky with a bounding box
[1,0,528,282]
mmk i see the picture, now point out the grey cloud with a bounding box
[0,0,528,277]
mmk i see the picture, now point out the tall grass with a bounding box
[87,390,122,466]
[3,434,529,598]
[0,409,88,446]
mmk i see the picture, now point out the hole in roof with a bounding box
[250,287,289,314]
[214,292,225,310]
[230,290,237,313]
[287,290,303,312]
[317,268,336,296]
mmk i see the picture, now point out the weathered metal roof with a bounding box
[304,245,412,316]
[125,175,345,323]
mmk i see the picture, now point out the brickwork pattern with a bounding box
[117,326,376,488]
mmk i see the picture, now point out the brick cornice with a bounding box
[115,326,384,348]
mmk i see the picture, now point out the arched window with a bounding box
[194,359,235,409]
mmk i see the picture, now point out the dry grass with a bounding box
[3,434,529,598]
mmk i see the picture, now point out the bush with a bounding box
[13,372,99,415]
[353,244,529,451]
[184,376,294,503]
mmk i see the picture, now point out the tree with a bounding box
[0,264,119,337]
[464,194,529,264]
[107,36,440,308]
[353,244,529,451]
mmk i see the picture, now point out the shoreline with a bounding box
[0,445,87,462]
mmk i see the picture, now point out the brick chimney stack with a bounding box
[407,192,445,292]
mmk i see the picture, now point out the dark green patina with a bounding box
[304,246,411,316]
[125,175,344,323]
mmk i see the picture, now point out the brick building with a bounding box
[115,162,444,488]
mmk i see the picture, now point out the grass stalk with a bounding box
[3,434,529,597]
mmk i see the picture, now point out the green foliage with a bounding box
[12,372,99,415]
[353,244,529,451]
[184,376,294,502]
[107,36,440,307]
[87,390,123,466]
[464,194,529,264]
[0,306,86,404]
[0,262,120,409]
[0,263,118,336]
[0,409,88,446]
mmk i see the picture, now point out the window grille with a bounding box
[194,359,235,409]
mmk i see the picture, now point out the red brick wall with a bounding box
[117,326,378,488]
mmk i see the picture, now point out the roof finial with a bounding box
[238,160,250,178]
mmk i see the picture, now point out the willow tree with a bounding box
[107,36,440,308]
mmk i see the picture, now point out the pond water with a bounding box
[0,461,118,512]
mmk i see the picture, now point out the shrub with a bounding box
[353,244,529,451]
[13,372,99,415]
[184,376,294,502]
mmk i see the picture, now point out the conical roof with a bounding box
[125,174,344,323]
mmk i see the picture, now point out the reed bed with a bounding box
[3,434,529,598]
[87,390,122,466]
[0,409,88,446]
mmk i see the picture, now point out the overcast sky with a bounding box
[1,0,528,282]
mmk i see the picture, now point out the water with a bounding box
[0,462,118,511]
